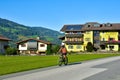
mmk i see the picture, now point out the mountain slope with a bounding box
[0,18,63,47]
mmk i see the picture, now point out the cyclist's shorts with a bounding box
[62,53,67,55]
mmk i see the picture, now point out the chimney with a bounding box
[37,37,40,40]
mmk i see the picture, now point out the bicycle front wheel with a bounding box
[58,57,63,66]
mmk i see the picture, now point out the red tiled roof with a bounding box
[0,35,11,41]
[59,36,65,40]
[82,23,120,31]
[60,23,120,32]
[16,38,51,44]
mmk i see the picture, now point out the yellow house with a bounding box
[100,31,119,51]
[60,22,120,52]
[84,31,93,50]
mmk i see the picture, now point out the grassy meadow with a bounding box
[0,54,120,75]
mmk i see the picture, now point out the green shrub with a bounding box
[52,45,60,54]
[118,47,120,51]
[86,42,93,52]
[46,44,52,55]
[6,47,17,55]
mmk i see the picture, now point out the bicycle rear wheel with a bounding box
[64,57,68,65]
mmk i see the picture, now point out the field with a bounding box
[0,54,120,75]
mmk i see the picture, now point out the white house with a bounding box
[16,38,51,55]
[0,35,11,54]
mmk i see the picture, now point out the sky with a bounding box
[0,0,120,31]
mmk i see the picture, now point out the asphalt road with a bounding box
[1,56,120,80]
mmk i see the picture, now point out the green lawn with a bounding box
[0,54,120,75]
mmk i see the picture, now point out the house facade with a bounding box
[0,35,10,54]
[60,22,120,52]
[17,38,51,55]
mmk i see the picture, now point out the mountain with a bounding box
[0,18,63,47]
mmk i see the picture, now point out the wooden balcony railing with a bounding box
[100,40,120,44]
[65,34,83,38]
[64,41,83,44]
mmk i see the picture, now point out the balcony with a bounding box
[100,40,120,44]
[64,41,83,44]
[65,34,83,38]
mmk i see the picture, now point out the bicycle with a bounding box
[58,54,68,66]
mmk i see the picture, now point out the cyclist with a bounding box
[58,44,67,59]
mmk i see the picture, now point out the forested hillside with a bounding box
[0,18,63,47]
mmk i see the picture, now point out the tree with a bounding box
[6,47,17,55]
[86,42,93,52]
[52,45,60,54]
[46,44,52,55]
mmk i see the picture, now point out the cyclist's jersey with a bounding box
[61,48,67,54]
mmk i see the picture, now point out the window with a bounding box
[93,24,100,27]
[109,46,114,48]
[100,45,105,49]
[76,45,82,49]
[94,31,99,36]
[40,44,45,47]
[100,24,102,27]
[109,38,114,41]
[68,45,73,49]
[102,38,105,41]
[75,38,78,41]
[69,38,72,41]
[106,23,112,27]
[21,43,26,47]
[67,38,70,41]
[88,25,90,27]
[109,46,114,51]
[79,38,83,41]
[71,38,74,41]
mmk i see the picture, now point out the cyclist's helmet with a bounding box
[61,43,65,47]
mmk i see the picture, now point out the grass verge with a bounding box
[0,54,120,75]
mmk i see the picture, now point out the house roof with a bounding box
[60,24,84,32]
[0,35,11,41]
[82,23,120,31]
[60,22,120,32]
[59,36,65,40]
[16,38,51,44]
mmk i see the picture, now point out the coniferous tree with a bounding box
[46,44,52,55]
[86,42,93,52]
